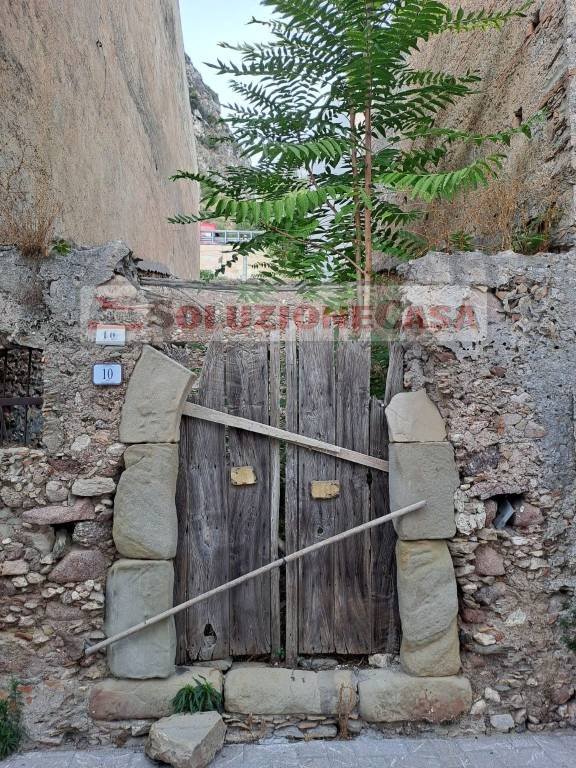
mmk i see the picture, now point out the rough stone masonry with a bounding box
[0,242,575,749]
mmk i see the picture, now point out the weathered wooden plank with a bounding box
[297,327,336,654]
[334,337,372,653]
[174,417,191,665]
[269,332,282,659]
[226,343,271,655]
[182,403,389,472]
[177,342,229,660]
[370,342,404,653]
[284,325,299,666]
[384,342,404,406]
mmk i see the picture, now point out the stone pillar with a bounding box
[386,389,461,677]
[105,346,194,679]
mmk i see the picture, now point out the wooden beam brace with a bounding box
[84,500,425,657]
[182,403,389,473]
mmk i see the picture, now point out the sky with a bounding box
[179,0,272,109]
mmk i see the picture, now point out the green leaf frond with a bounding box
[172,0,534,279]
[378,154,506,202]
[441,2,533,32]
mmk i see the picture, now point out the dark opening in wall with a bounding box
[0,343,43,447]
[489,494,526,529]
[513,107,524,127]
[530,9,541,33]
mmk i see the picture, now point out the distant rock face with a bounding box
[185,56,247,174]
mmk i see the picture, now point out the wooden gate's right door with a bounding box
[285,328,399,660]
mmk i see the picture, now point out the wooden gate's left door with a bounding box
[175,341,275,662]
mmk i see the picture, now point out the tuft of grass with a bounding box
[0,111,63,260]
[449,230,475,252]
[0,679,23,759]
[370,343,390,400]
[560,605,576,653]
[172,677,223,715]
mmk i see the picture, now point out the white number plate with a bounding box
[93,364,123,386]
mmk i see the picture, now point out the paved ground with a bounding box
[3,733,575,768]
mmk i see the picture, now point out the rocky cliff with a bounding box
[0,0,199,279]
[185,55,247,174]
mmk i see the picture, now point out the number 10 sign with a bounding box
[93,364,123,386]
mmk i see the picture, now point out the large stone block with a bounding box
[386,390,447,443]
[146,713,226,768]
[120,346,194,443]
[401,618,460,677]
[224,666,355,715]
[358,670,472,723]
[89,668,223,720]
[113,443,179,559]
[105,559,176,679]
[397,540,460,676]
[389,442,458,539]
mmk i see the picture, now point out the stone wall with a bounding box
[0,0,199,278]
[1,242,576,748]
[408,0,576,250]
[399,249,576,730]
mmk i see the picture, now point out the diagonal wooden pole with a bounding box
[84,500,425,657]
[182,403,390,473]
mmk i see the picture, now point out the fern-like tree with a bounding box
[172,0,534,297]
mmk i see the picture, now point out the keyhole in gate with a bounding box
[203,623,217,648]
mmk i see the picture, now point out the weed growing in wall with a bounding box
[0,679,24,759]
[172,677,223,714]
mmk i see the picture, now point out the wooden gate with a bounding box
[175,333,400,663]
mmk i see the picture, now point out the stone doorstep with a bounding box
[90,666,471,726]
[89,668,223,720]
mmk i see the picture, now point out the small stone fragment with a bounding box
[474,632,497,647]
[22,499,95,525]
[45,481,68,503]
[49,549,109,584]
[490,713,515,733]
[484,686,501,703]
[470,700,488,716]
[146,713,226,768]
[475,545,505,576]
[505,609,527,627]
[71,477,116,496]
[0,560,29,577]
[551,684,575,706]
[514,503,543,528]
